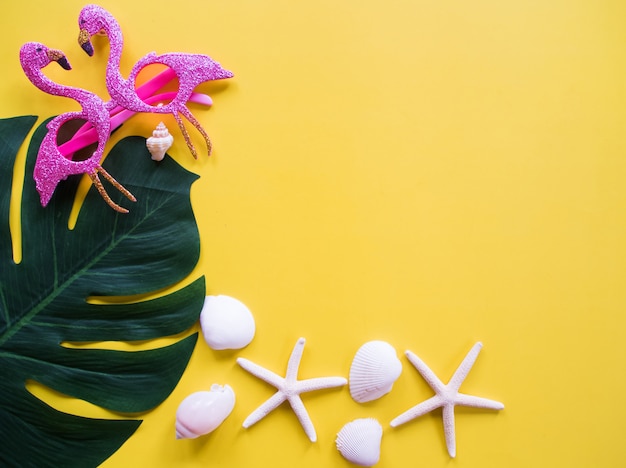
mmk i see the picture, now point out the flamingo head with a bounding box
[19,42,72,73]
[78,4,110,56]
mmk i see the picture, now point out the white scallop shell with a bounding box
[146,121,174,161]
[349,340,402,403]
[200,295,256,350]
[175,384,236,439]
[336,418,383,466]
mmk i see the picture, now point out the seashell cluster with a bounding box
[349,340,402,403]
[200,295,256,350]
[175,384,236,439]
[336,418,383,466]
[146,121,174,161]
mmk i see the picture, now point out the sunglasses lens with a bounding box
[56,118,98,161]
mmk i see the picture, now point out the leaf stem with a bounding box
[0,285,9,328]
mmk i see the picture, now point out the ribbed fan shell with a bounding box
[336,418,383,466]
[349,340,402,403]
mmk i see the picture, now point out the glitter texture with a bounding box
[19,42,135,213]
[78,4,234,158]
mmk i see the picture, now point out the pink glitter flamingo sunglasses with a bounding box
[77,4,234,159]
[20,44,213,213]
[20,5,232,213]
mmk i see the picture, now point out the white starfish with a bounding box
[237,337,347,442]
[390,342,504,458]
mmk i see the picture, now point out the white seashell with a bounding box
[200,295,256,350]
[349,340,402,403]
[336,418,383,466]
[146,121,174,161]
[175,384,236,439]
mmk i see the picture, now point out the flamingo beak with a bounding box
[78,28,94,56]
[47,49,72,70]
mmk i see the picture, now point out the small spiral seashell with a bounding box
[336,418,383,466]
[175,384,236,439]
[200,295,256,350]
[146,121,174,161]
[349,340,402,403]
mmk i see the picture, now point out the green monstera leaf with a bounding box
[0,116,205,467]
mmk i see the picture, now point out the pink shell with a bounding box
[175,384,235,439]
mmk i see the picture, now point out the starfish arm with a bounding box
[285,338,307,384]
[448,342,483,392]
[242,391,288,428]
[390,395,444,427]
[456,393,505,410]
[287,395,317,442]
[442,403,457,458]
[295,376,347,393]
[405,350,447,394]
[237,357,285,388]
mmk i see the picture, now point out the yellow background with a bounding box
[3,1,626,466]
